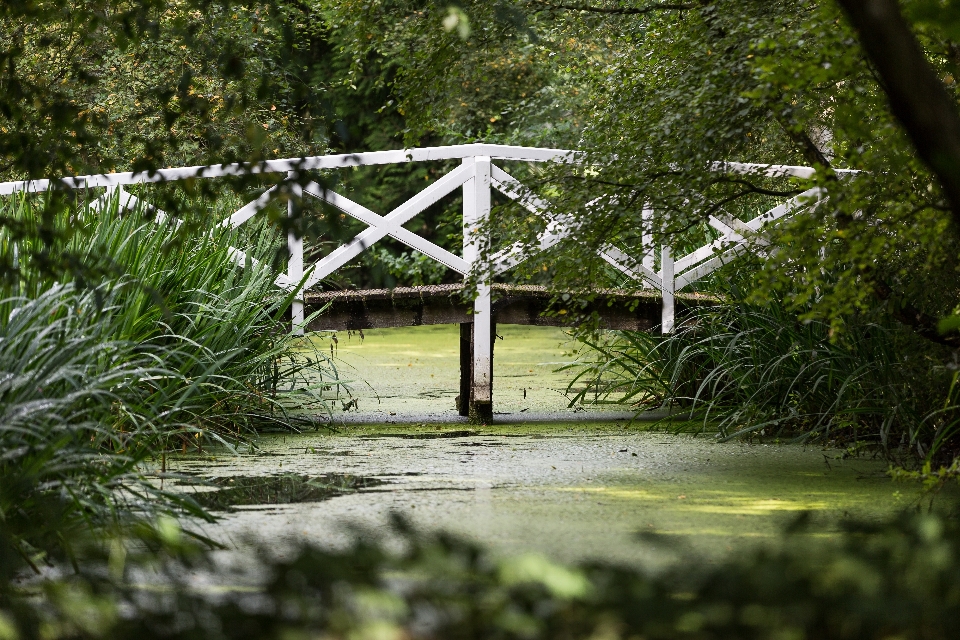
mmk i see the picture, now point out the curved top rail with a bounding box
[0,142,858,196]
[0,144,580,196]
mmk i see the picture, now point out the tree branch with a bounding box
[707,177,804,198]
[834,0,960,227]
[698,187,800,222]
[528,1,693,15]
[873,280,960,349]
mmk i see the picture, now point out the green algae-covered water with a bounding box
[312,323,631,420]
[169,326,951,572]
[173,425,944,573]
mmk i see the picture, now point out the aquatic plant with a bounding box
[6,191,338,436]
[0,192,339,566]
[0,283,206,573]
[565,297,955,458]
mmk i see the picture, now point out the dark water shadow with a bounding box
[179,474,385,511]
[359,430,479,440]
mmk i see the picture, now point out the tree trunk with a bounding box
[835,0,960,226]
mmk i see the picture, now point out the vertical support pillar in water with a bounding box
[458,323,472,417]
[462,156,494,423]
[287,171,304,335]
[660,245,675,334]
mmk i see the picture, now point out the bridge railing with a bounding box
[0,143,840,419]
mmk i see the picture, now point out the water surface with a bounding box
[313,324,632,421]
[173,424,937,572]
[168,326,946,573]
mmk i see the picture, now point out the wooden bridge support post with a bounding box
[463,156,494,423]
[661,245,675,334]
[287,172,305,335]
[458,323,472,416]
[471,283,494,423]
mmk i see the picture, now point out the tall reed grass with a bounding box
[0,191,338,566]
[567,298,955,458]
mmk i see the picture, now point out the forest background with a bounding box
[7,2,960,637]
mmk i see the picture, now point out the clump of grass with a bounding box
[0,191,340,568]
[567,298,953,455]
[0,283,210,572]
[9,191,339,438]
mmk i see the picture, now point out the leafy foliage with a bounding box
[6,510,960,639]
[0,0,333,178]
[567,297,957,459]
[330,0,960,335]
[0,193,339,567]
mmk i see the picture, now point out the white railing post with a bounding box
[463,156,493,421]
[287,172,304,335]
[642,206,655,282]
[661,245,675,334]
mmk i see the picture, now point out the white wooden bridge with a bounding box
[0,144,836,422]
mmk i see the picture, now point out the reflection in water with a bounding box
[181,474,384,511]
[360,430,478,440]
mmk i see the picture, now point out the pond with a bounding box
[167,326,946,575]
[310,323,635,421]
[172,423,933,574]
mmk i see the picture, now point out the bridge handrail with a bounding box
[0,144,579,196]
[0,144,863,197]
[0,144,838,339]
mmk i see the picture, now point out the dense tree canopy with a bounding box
[6,0,960,337]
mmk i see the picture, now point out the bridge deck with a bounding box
[305,284,716,332]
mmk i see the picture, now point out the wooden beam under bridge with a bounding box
[304,283,716,332]
[304,284,716,423]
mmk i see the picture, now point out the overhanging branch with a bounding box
[835,0,960,227]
